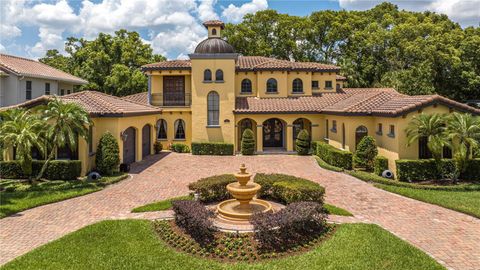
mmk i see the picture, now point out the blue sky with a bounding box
[1,0,479,60]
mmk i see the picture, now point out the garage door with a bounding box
[142,124,151,159]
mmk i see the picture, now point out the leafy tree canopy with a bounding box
[39,30,166,96]
[223,3,480,102]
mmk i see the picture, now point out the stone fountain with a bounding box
[217,164,272,221]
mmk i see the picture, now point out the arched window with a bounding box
[215,69,224,81]
[292,78,303,93]
[355,125,368,148]
[212,28,217,35]
[207,91,220,126]
[266,78,277,93]
[241,79,252,93]
[174,119,186,139]
[156,119,167,139]
[204,69,212,81]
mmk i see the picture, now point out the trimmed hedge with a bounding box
[316,142,353,170]
[191,142,234,155]
[170,143,190,153]
[295,129,310,155]
[187,174,237,202]
[241,128,255,155]
[0,160,81,180]
[254,173,325,204]
[396,159,479,182]
[314,156,343,172]
[374,156,389,176]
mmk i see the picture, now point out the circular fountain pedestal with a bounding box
[216,165,273,221]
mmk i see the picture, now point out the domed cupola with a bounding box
[193,20,236,54]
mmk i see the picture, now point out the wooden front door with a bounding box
[123,127,136,164]
[263,119,283,147]
[163,76,185,106]
[142,125,151,159]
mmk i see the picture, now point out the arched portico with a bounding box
[237,118,257,151]
[262,118,285,150]
[293,118,312,141]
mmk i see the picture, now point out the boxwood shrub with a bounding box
[254,173,325,204]
[188,174,237,202]
[396,159,479,182]
[191,142,234,155]
[316,142,353,170]
[374,156,389,176]
[170,143,190,153]
[0,160,81,180]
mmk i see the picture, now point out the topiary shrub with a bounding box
[188,174,237,202]
[95,132,120,176]
[191,142,234,155]
[241,128,255,155]
[170,143,190,153]
[353,136,378,171]
[295,129,310,155]
[374,156,389,176]
[254,173,324,204]
[252,202,327,251]
[154,141,163,154]
[172,200,216,246]
[316,142,353,170]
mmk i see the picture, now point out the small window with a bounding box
[266,78,277,93]
[215,69,223,81]
[292,78,303,93]
[204,69,212,81]
[207,91,220,126]
[331,120,337,133]
[212,28,217,35]
[325,81,333,89]
[157,119,167,139]
[174,119,186,139]
[241,79,252,93]
[388,125,395,137]
[377,123,383,135]
[67,89,71,94]
[312,81,319,89]
[88,126,94,154]
[60,89,65,96]
[26,81,32,100]
[45,83,50,95]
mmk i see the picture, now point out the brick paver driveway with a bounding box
[1,153,479,269]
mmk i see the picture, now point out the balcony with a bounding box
[151,92,191,107]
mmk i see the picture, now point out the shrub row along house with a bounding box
[1,20,479,177]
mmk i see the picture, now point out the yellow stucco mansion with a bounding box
[4,20,479,176]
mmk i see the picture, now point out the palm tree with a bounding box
[405,113,448,177]
[0,109,45,180]
[446,113,480,181]
[35,97,91,180]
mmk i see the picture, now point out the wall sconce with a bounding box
[120,131,128,142]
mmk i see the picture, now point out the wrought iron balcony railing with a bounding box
[151,92,191,107]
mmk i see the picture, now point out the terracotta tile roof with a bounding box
[2,91,161,117]
[203,20,225,28]
[122,92,148,104]
[235,88,480,116]
[0,53,87,84]
[336,75,347,81]
[142,56,339,72]
[142,60,191,70]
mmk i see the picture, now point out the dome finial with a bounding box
[203,20,224,38]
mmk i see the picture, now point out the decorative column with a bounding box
[286,124,294,151]
[256,124,263,153]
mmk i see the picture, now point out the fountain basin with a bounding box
[217,199,272,221]
[226,182,261,203]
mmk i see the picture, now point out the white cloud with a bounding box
[198,0,219,21]
[0,43,5,52]
[337,0,480,26]
[0,0,26,40]
[221,0,268,23]
[151,24,205,58]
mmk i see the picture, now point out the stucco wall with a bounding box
[154,109,192,148]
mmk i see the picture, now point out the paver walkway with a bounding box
[1,153,479,269]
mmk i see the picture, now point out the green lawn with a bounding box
[376,184,480,218]
[131,195,353,216]
[0,173,128,218]
[2,220,444,270]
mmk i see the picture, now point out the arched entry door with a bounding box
[355,125,368,148]
[142,124,151,158]
[123,127,136,164]
[263,118,284,148]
